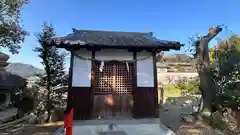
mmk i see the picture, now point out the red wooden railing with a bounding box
[64,108,74,135]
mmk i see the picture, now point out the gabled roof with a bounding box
[47,29,183,51]
[0,71,26,90]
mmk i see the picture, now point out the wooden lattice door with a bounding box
[92,62,133,119]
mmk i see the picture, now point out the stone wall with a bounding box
[157,72,198,84]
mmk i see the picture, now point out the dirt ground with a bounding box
[0,95,228,135]
[0,122,63,135]
[159,106,222,135]
[159,96,226,135]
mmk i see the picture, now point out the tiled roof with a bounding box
[47,29,183,50]
[0,52,9,61]
[162,54,193,63]
[0,71,26,89]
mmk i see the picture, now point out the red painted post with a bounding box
[64,108,74,135]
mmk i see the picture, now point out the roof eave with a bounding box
[47,40,184,52]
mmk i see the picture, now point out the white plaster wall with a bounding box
[72,49,133,87]
[136,52,154,87]
[95,49,133,60]
[72,50,92,87]
[72,49,155,87]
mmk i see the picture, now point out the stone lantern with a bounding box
[0,52,9,70]
[0,51,26,110]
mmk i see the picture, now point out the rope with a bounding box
[73,52,156,63]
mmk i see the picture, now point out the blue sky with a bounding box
[2,0,240,69]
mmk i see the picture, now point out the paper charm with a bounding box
[126,62,129,72]
[99,61,104,72]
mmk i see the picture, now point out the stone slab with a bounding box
[53,118,176,135]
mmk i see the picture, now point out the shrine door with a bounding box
[92,62,133,119]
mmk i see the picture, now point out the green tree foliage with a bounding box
[212,35,240,111]
[175,77,200,95]
[175,79,188,95]
[176,65,185,72]
[209,48,215,65]
[34,23,68,122]
[208,35,240,132]
[0,0,28,54]
[186,77,200,94]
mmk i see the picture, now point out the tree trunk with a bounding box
[160,86,164,107]
[46,74,52,123]
[199,70,215,117]
[196,26,222,123]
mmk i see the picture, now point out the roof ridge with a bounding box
[72,28,152,35]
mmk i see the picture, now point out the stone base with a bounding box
[0,92,11,110]
[53,118,176,135]
[0,108,17,123]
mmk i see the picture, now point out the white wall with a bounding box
[72,50,92,87]
[158,72,198,84]
[72,49,155,88]
[72,49,133,87]
[136,52,154,87]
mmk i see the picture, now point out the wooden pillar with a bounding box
[67,50,74,112]
[90,50,96,118]
[132,51,137,117]
[152,51,159,117]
